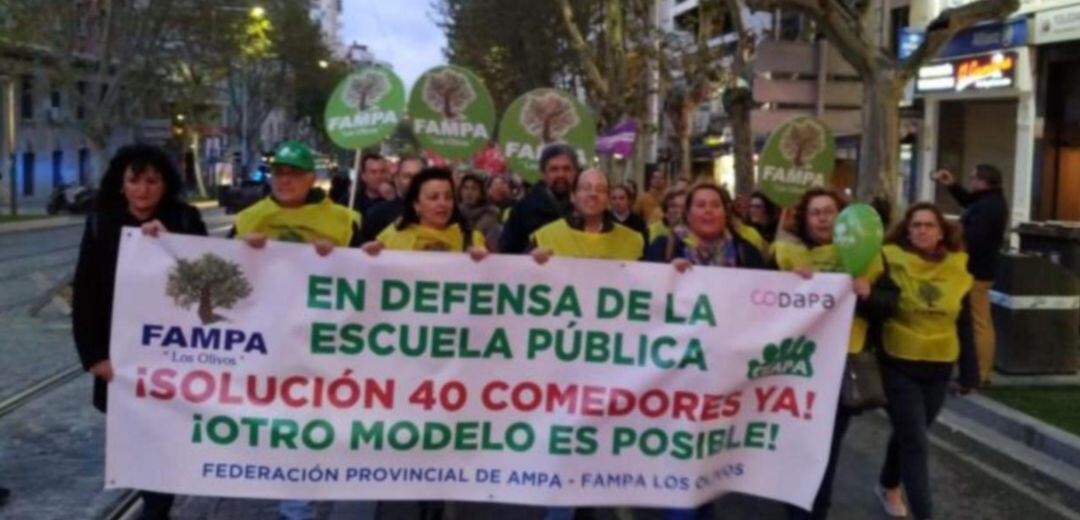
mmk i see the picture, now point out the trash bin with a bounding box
[1016,221,1080,277]
[991,252,1079,374]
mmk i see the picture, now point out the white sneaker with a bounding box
[875,483,910,517]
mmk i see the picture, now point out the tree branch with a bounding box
[900,0,1019,80]
[745,0,873,73]
[555,0,610,97]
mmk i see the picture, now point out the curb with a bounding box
[0,216,84,235]
[947,393,1080,470]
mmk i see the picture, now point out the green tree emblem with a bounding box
[918,280,942,308]
[166,254,253,325]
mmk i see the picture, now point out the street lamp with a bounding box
[318,60,329,69]
[250,5,266,19]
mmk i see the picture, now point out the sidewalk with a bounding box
[938,370,1080,508]
[0,200,219,235]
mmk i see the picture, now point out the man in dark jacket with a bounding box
[498,144,578,253]
[358,154,424,243]
[933,164,1008,385]
[351,151,389,217]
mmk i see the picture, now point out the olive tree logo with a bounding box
[747,335,817,379]
[422,68,476,119]
[520,91,580,144]
[344,69,390,111]
[918,281,942,308]
[779,120,827,168]
[166,254,253,325]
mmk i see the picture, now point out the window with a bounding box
[52,150,64,186]
[50,89,61,109]
[78,148,90,185]
[21,152,35,196]
[890,6,911,55]
[19,75,33,120]
[76,81,88,120]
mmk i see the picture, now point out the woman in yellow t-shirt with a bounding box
[773,188,893,520]
[530,168,645,263]
[362,167,488,258]
[875,202,972,520]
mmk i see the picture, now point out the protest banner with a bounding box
[105,231,855,510]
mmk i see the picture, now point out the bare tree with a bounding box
[422,68,476,119]
[744,0,1019,201]
[520,91,580,143]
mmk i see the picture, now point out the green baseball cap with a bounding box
[272,141,315,171]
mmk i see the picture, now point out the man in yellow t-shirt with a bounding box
[634,165,667,224]
[231,141,360,254]
[531,168,644,262]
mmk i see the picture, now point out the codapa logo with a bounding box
[747,335,816,379]
[142,253,267,358]
[750,290,836,309]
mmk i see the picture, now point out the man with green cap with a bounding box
[231,141,366,519]
[231,140,361,253]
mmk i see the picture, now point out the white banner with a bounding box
[105,230,856,510]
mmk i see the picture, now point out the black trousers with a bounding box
[878,362,949,520]
[140,491,175,520]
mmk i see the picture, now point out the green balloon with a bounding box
[833,203,884,276]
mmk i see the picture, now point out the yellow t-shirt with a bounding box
[773,238,883,354]
[882,245,973,363]
[532,219,644,261]
[235,196,358,246]
[736,222,768,254]
[377,223,485,252]
[649,220,670,242]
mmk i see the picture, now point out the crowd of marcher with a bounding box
[60,140,1008,520]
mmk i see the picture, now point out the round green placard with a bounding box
[408,65,495,160]
[498,88,596,182]
[324,65,406,150]
[758,116,836,208]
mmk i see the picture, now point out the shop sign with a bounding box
[937,18,1028,58]
[897,18,1025,61]
[1034,3,1080,44]
[916,51,1016,94]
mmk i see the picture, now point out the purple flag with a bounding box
[596,119,638,156]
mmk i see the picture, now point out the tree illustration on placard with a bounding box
[343,70,390,111]
[166,254,253,325]
[422,68,475,119]
[779,120,826,168]
[520,91,579,144]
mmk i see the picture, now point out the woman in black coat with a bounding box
[72,143,206,520]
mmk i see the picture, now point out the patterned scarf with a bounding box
[676,228,739,267]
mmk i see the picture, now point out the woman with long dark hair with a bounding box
[874,202,972,520]
[362,167,488,255]
[72,143,207,519]
[748,191,781,244]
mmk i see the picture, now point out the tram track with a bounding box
[0,364,84,420]
[103,490,141,520]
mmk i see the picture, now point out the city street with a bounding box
[0,208,1076,519]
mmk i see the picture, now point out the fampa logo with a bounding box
[747,335,817,380]
[165,253,252,325]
